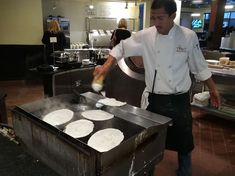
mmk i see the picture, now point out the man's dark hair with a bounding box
[151,0,177,15]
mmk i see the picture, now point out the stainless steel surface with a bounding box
[64,49,91,61]
[83,92,171,127]
[117,58,144,81]
[64,48,110,62]
[106,57,145,107]
[12,92,171,176]
[85,17,136,32]
[85,17,135,48]
[52,66,95,96]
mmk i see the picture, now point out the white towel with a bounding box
[140,88,149,110]
[194,91,210,102]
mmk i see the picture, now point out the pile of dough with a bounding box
[43,109,74,126]
[98,98,126,107]
[64,119,94,138]
[81,110,114,121]
[87,128,124,152]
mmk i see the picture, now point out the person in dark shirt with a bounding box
[110,18,131,48]
[42,20,66,64]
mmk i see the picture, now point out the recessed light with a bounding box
[192,0,203,4]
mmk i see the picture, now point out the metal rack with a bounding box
[191,68,235,121]
[85,17,136,47]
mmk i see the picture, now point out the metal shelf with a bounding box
[191,67,235,121]
[191,103,235,121]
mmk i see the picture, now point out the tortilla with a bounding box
[64,119,94,138]
[87,128,124,152]
[81,110,114,121]
[43,109,73,126]
[98,98,126,107]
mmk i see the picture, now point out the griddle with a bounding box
[12,92,172,176]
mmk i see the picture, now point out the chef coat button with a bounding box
[169,80,171,82]
[169,65,172,68]
[157,50,160,53]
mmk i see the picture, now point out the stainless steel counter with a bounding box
[12,92,172,176]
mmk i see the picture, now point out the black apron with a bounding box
[146,92,194,154]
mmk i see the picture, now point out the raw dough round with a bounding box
[98,98,126,106]
[64,119,94,138]
[43,109,73,126]
[81,110,114,121]
[87,128,124,152]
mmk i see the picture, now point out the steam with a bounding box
[38,97,73,118]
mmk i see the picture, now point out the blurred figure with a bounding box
[227,26,234,36]
[110,18,131,48]
[42,20,66,64]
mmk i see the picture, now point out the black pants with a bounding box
[146,92,194,154]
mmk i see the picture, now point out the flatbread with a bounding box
[81,110,114,121]
[87,128,124,152]
[98,98,126,107]
[64,119,94,138]
[43,109,73,126]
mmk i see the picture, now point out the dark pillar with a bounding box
[207,0,227,50]
[0,93,7,124]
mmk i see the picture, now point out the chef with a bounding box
[93,0,220,176]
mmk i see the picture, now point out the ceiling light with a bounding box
[192,0,203,4]
[89,4,94,9]
[52,0,57,10]
[89,0,94,10]
[225,5,234,9]
[191,13,201,17]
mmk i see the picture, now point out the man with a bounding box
[93,0,220,175]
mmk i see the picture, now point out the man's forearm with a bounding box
[102,55,116,74]
[203,77,217,92]
[93,54,116,79]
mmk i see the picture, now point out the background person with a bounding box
[41,20,66,65]
[93,0,220,176]
[110,18,131,48]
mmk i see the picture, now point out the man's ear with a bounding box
[170,12,176,21]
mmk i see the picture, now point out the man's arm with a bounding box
[203,77,220,108]
[93,30,143,81]
[93,55,116,80]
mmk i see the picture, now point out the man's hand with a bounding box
[93,65,106,80]
[204,78,221,108]
[209,90,220,108]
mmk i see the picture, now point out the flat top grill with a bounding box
[17,92,171,144]
[13,92,172,176]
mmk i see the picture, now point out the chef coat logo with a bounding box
[176,45,186,53]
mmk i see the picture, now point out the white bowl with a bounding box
[82,59,90,65]
[206,60,219,65]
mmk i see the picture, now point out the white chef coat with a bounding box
[110,24,212,108]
